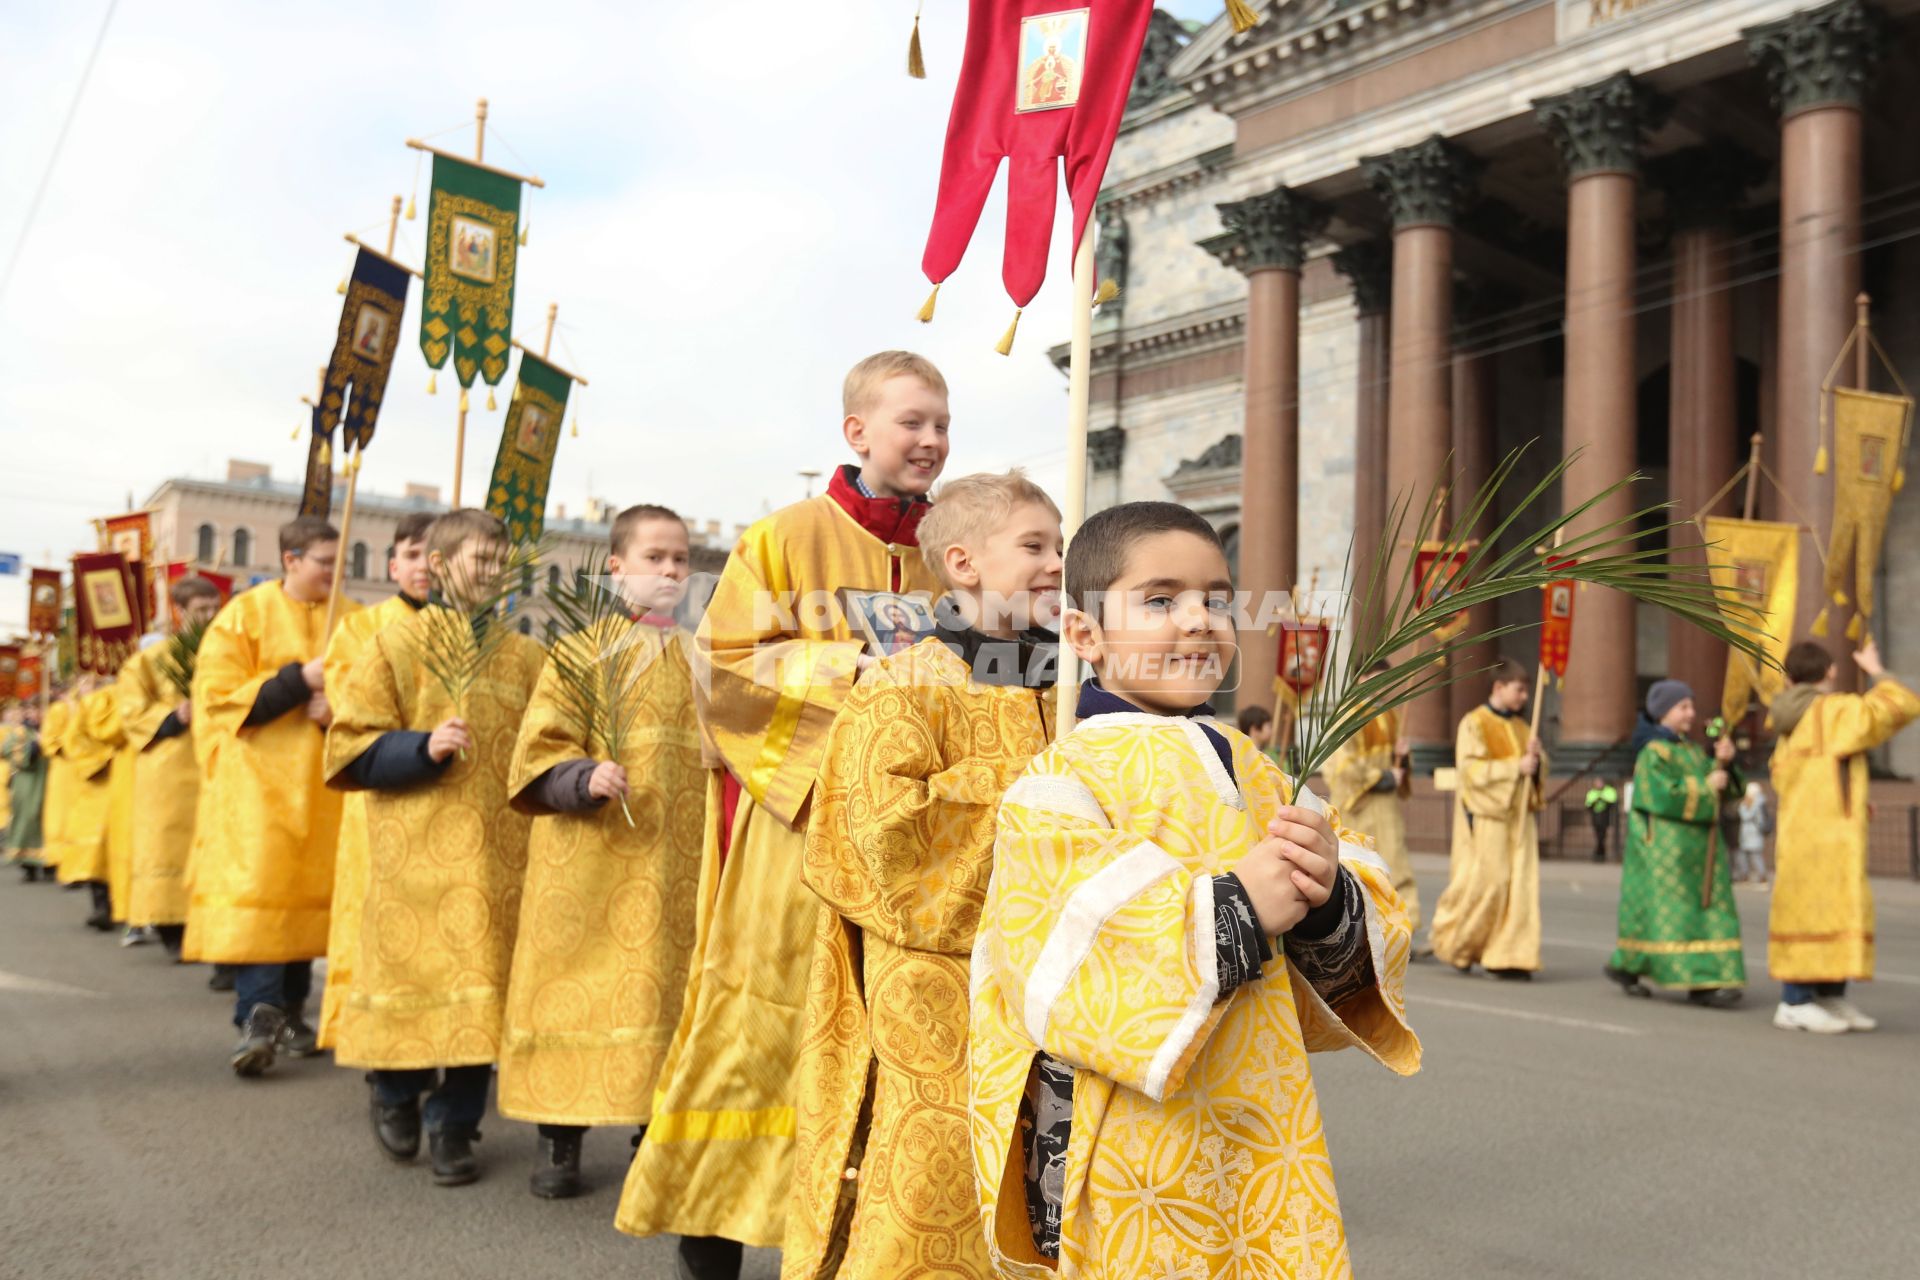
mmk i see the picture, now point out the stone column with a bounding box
[1535,72,1668,767]
[1657,146,1763,708]
[1335,241,1393,633]
[1747,0,1885,663]
[1202,188,1329,714]
[1449,282,1507,728]
[1362,135,1478,758]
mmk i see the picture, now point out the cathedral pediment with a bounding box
[1171,0,1470,111]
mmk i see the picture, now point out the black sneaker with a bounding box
[529,1130,584,1199]
[370,1095,422,1162]
[230,1004,285,1078]
[278,1007,319,1059]
[1688,987,1742,1009]
[1488,968,1534,982]
[1604,965,1650,998]
[430,1128,481,1187]
[208,966,237,993]
[675,1236,743,1280]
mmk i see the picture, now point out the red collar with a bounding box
[827,465,930,547]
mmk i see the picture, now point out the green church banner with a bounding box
[419,154,522,388]
[486,352,573,543]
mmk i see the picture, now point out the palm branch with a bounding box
[403,539,541,758]
[1283,443,1769,783]
[542,557,661,827]
[154,619,208,698]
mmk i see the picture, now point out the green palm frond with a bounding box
[543,557,659,826]
[155,619,208,698]
[1285,443,1770,782]
[404,539,542,725]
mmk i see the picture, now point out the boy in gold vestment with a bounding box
[498,505,704,1200]
[618,352,948,1280]
[783,472,1061,1280]
[120,576,222,955]
[316,512,434,1053]
[326,509,543,1187]
[53,677,117,930]
[1429,661,1546,979]
[187,516,358,1077]
[969,502,1419,1280]
[1768,637,1920,1034]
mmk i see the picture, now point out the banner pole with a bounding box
[453,403,467,509]
[385,194,402,257]
[475,98,488,164]
[1056,226,1096,740]
[1741,432,1763,521]
[542,302,557,358]
[323,448,361,642]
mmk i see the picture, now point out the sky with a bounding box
[0,0,1228,632]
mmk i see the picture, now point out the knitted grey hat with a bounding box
[1645,678,1694,723]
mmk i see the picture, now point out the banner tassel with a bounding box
[1834,590,1850,608]
[1094,277,1121,306]
[570,416,579,439]
[908,5,926,78]
[290,426,300,441]
[486,385,497,411]
[994,308,1022,357]
[916,283,939,323]
[1811,607,1830,637]
[404,195,416,221]
[1845,613,1863,642]
[459,386,470,413]
[518,222,529,248]
[1225,0,1262,34]
[1813,444,1829,474]
[335,276,348,296]
[1895,467,1906,493]
[318,440,331,467]
[427,371,437,395]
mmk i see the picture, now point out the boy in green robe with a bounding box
[1604,679,1744,1005]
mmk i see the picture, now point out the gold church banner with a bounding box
[1815,386,1911,641]
[1703,515,1798,727]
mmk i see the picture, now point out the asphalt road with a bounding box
[4,857,1917,1280]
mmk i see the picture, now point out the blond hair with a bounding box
[426,508,508,561]
[842,350,949,417]
[917,470,1061,587]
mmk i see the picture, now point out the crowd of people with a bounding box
[4,348,1916,1280]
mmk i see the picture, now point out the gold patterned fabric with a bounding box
[618,495,941,1249]
[38,701,71,875]
[497,621,704,1126]
[1703,516,1797,726]
[184,582,362,964]
[968,713,1419,1279]
[316,595,422,1051]
[323,610,543,1070]
[104,668,138,919]
[1324,708,1419,932]
[1768,678,1920,982]
[783,639,1053,1280]
[1429,707,1544,972]
[119,645,198,926]
[53,690,116,886]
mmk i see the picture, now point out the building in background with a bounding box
[143,459,739,620]
[1064,0,1919,781]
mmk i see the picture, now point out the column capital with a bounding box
[1745,0,1887,117]
[1361,135,1479,230]
[1199,186,1329,274]
[1533,71,1670,178]
[1650,144,1767,230]
[1333,241,1393,316]
[1088,426,1126,474]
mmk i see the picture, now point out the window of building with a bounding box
[350,542,369,580]
[232,528,252,567]
[196,524,215,563]
[547,564,561,593]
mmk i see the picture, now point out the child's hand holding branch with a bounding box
[427,716,472,763]
[587,761,630,802]
[1233,805,1342,935]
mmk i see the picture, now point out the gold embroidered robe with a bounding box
[969,713,1420,1280]
[1324,708,1419,932]
[618,493,940,1249]
[38,702,71,875]
[120,646,199,926]
[324,610,542,1070]
[104,664,139,919]
[54,690,117,886]
[184,582,361,964]
[1429,706,1545,972]
[783,638,1053,1280]
[1768,677,1920,982]
[317,594,421,1050]
[497,621,704,1126]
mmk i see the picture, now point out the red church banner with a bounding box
[1539,555,1577,680]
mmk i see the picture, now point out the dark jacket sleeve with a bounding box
[342,730,450,792]
[1210,873,1275,998]
[243,663,311,727]
[1283,868,1374,1009]
[519,759,607,816]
